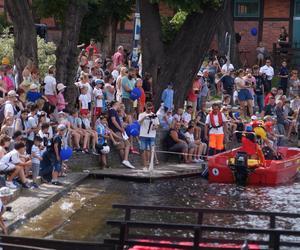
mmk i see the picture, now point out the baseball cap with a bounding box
[7,90,18,97]
[95,79,104,85]
[57,124,66,131]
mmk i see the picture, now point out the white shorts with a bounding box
[0,163,15,172]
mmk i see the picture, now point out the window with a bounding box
[234,0,260,18]
[295,0,300,17]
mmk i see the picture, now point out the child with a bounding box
[185,125,206,163]
[93,79,104,126]
[31,136,45,188]
[56,83,68,112]
[136,78,145,113]
[80,112,98,154]
[161,82,174,112]
[26,84,48,103]
[78,85,90,116]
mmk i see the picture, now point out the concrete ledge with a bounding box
[89,163,206,183]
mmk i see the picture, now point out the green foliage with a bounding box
[0,14,9,34]
[37,37,56,78]
[79,0,134,44]
[0,29,56,78]
[151,0,222,12]
[161,11,187,44]
[32,0,68,23]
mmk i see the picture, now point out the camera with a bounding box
[148,114,157,119]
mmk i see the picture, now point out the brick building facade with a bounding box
[234,0,300,66]
[0,0,299,67]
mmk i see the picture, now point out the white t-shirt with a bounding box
[205,112,226,134]
[0,149,21,165]
[111,69,119,81]
[93,88,103,107]
[31,144,44,164]
[4,102,15,118]
[138,112,160,138]
[27,115,38,141]
[182,112,192,124]
[173,114,182,122]
[44,74,57,95]
[79,94,89,109]
[82,118,91,129]
[221,64,234,73]
[259,65,274,80]
[184,131,195,143]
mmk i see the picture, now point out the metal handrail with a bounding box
[112,204,300,218]
[107,204,300,250]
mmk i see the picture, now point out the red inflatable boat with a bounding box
[208,147,300,186]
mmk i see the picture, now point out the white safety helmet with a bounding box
[101,145,110,154]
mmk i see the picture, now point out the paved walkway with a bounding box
[3,173,88,233]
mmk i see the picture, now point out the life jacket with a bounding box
[209,111,223,128]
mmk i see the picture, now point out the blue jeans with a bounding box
[254,94,264,113]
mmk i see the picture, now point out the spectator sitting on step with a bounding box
[107,101,134,169]
[184,125,206,163]
[0,142,32,189]
[165,121,193,163]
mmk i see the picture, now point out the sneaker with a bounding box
[6,181,17,189]
[197,159,204,163]
[51,181,63,186]
[92,150,99,156]
[192,159,199,163]
[31,183,39,189]
[83,149,90,154]
[143,167,148,171]
[12,180,22,188]
[122,160,135,169]
[21,182,31,189]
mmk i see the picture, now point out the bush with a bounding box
[0,29,56,78]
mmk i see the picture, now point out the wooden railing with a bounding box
[105,204,300,250]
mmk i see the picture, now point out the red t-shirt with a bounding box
[85,45,98,54]
[113,52,124,69]
[187,79,201,102]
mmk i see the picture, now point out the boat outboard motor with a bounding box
[233,152,249,186]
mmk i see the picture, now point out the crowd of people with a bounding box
[0,36,298,195]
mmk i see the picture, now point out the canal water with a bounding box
[12,177,300,245]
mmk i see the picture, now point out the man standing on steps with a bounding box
[204,103,227,156]
[259,59,274,94]
[138,102,159,171]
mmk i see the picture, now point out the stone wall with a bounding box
[68,129,171,170]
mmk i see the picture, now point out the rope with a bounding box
[154,149,210,159]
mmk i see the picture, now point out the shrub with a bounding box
[0,29,56,78]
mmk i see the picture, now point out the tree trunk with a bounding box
[102,16,118,58]
[217,0,242,67]
[141,0,225,109]
[140,0,164,98]
[55,0,88,110]
[5,0,38,84]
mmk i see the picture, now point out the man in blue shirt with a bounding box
[121,68,136,114]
